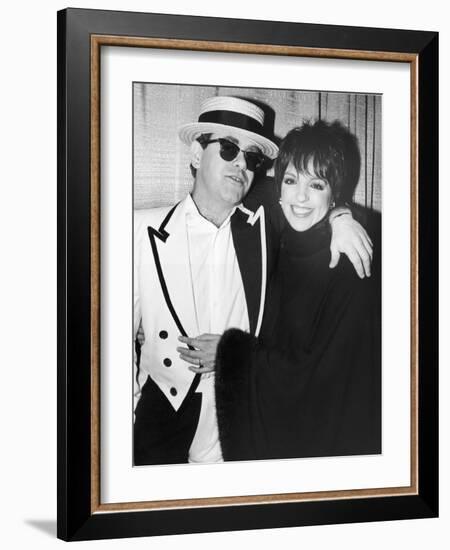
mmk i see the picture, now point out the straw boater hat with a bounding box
[178,96,278,160]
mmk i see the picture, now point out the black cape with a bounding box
[215,216,381,462]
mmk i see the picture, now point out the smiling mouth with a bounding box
[290,205,313,217]
[227,174,246,185]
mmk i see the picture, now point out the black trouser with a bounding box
[134,375,202,465]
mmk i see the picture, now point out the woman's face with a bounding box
[280,161,333,232]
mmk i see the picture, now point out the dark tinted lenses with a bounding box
[242,150,265,172]
[217,139,240,161]
[206,138,265,172]
[219,139,264,172]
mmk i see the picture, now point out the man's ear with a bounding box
[190,140,203,169]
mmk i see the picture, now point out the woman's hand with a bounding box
[177,334,221,373]
[329,211,373,278]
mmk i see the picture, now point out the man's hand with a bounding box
[177,334,221,373]
[329,213,373,278]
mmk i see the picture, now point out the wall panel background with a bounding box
[134,83,382,212]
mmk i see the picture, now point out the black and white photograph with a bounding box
[132,84,382,466]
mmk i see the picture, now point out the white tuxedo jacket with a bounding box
[134,196,270,411]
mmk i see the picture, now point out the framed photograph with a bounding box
[57,8,438,541]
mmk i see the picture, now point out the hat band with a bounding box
[198,110,264,137]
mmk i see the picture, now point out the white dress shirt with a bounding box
[184,195,250,463]
[185,194,250,338]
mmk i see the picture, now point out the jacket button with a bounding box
[159,330,168,339]
[163,358,172,367]
[170,387,177,396]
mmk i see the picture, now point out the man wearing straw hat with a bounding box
[133,96,371,465]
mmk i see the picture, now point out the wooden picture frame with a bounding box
[57,7,438,541]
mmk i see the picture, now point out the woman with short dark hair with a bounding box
[213,120,381,461]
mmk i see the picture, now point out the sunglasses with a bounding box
[203,138,266,172]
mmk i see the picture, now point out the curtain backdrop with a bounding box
[134,83,381,212]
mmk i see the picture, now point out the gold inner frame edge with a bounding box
[89,35,419,514]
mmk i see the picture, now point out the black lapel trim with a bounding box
[146,202,200,393]
[231,209,262,335]
[147,203,187,338]
[147,204,187,336]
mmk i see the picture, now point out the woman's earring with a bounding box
[329,200,336,210]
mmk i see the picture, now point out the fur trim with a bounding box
[215,329,255,460]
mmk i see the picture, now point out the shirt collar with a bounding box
[185,194,239,229]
